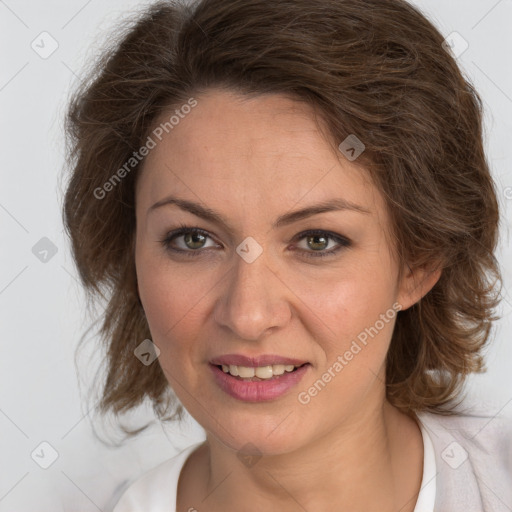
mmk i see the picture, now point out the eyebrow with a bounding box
[148,195,370,231]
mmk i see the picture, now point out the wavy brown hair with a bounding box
[62,0,501,435]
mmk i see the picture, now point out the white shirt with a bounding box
[414,419,437,511]
[112,419,437,512]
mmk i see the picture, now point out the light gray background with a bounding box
[1,1,511,510]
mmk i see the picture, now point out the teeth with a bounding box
[238,366,255,378]
[272,364,285,375]
[220,364,301,379]
[255,366,273,379]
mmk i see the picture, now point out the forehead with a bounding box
[137,89,381,216]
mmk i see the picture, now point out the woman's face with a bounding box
[135,89,424,454]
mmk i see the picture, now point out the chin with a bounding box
[201,409,311,456]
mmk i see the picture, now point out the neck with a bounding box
[195,401,423,512]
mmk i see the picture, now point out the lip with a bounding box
[209,362,310,402]
[210,354,308,367]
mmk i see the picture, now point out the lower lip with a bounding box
[210,363,310,402]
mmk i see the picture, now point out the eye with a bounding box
[160,224,219,256]
[291,229,351,259]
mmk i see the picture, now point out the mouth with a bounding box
[209,360,311,402]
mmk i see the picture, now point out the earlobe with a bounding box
[397,263,442,311]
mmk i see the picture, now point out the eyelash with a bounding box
[159,223,351,259]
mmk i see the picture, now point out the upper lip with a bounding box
[210,354,309,367]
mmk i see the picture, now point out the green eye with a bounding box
[160,225,351,259]
[161,226,217,255]
[292,230,351,259]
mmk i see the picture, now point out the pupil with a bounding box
[308,235,327,251]
[185,232,205,249]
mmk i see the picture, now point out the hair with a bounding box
[62,0,502,436]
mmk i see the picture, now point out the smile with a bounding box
[210,363,310,402]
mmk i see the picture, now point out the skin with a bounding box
[134,89,441,512]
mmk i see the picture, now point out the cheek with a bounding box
[295,282,398,409]
[135,248,226,378]
[293,261,398,338]
[137,274,202,390]
[289,260,399,394]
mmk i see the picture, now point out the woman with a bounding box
[62,0,512,510]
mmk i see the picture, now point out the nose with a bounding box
[213,246,292,341]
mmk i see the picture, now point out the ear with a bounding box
[396,262,442,311]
